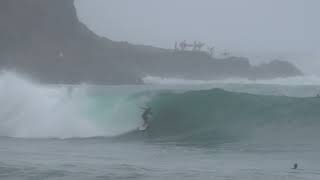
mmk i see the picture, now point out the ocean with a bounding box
[1,72,320,180]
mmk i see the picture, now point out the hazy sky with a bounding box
[75,0,319,74]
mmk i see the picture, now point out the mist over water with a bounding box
[76,0,319,75]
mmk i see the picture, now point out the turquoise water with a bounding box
[0,73,320,179]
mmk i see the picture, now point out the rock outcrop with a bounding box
[0,0,303,84]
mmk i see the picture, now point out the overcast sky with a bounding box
[75,0,319,74]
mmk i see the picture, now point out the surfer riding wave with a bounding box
[140,107,152,130]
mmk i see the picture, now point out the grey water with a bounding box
[1,137,320,180]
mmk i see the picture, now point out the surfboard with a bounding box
[139,123,149,131]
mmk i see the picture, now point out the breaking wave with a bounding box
[0,72,148,138]
[143,75,320,86]
[0,72,320,144]
[143,89,320,143]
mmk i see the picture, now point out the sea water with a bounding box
[0,72,320,180]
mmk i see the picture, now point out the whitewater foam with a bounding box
[0,72,106,138]
[143,75,320,86]
[0,72,150,138]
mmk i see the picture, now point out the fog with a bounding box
[75,0,319,74]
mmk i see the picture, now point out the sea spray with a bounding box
[143,75,320,86]
[0,72,149,138]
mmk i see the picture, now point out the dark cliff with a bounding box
[0,0,303,84]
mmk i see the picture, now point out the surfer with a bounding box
[142,107,152,126]
[292,163,298,169]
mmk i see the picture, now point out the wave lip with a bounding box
[143,75,320,86]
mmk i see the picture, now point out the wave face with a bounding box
[1,72,320,143]
[144,89,320,143]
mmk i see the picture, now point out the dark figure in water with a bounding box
[142,107,152,125]
[293,163,298,169]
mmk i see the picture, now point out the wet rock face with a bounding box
[0,0,76,36]
[0,0,81,50]
[0,0,136,84]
